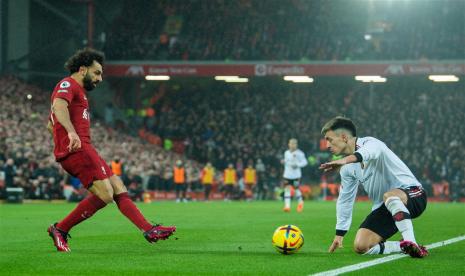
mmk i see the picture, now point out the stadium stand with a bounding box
[3,74,462,201]
[105,0,465,61]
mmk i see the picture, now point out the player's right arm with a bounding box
[329,165,358,253]
[52,98,81,152]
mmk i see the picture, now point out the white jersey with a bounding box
[336,136,422,232]
[283,149,308,179]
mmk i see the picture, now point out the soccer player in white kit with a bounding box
[319,117,428,258]
[282,138,308,212]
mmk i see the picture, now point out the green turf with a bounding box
[0,201,464,275]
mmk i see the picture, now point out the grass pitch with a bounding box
[1,200,464,275]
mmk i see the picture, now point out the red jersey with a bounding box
[50,77,91,160]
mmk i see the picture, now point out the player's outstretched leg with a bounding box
[110,175,176,243]
[114,192,153,230]
[48,193,108,252]
[47,223,71,252]
[144,224,177,243]
[56,193,108,232]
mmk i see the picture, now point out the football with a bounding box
[272,225,304,255]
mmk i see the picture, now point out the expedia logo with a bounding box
[255,64,267,76]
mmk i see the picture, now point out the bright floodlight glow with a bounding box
[291,78,314,83]
[428,75,459,82]
[355,75,387,83]
[215,76,241,80]
[364,34,372,40]
[145,75,170,80]
[26,94,32,100]
[283,76,314,83]
[224,78,249,83]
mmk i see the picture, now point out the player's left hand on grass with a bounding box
[328,235,344,253]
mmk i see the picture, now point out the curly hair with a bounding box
[64,48,105,74]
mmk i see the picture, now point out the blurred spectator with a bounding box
[223,164,237,201]
[4,159,16,187]
[110,156,124,176]
[255,158,267,200]
[243,163,257,201]
[200,162,215,201]
[173,159,187,202]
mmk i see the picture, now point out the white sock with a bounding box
[364,241,401,255]
[284,187,291,208]
[295,188,303,203]
[385,196,416,243]
[384,241,401,254]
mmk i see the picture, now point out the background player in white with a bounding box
[320,116,428,258]
[282,138,308,212]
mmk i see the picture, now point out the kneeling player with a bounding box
[320,117,428,258]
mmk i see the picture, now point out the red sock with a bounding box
[56,194,107,232]
[114,192,152,232]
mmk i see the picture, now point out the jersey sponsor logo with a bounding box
[57,89,68,93]
[82,108,90,120]
[101,166,106,175]
[59,81,71,88]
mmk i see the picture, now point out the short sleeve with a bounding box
[355,138,384,162]
[53,80,75,104]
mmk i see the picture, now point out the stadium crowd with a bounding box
[0,76,202,201]
[1,75,464,201]
[105,0,464,61]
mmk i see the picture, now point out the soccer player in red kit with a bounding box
[47,48,176,252]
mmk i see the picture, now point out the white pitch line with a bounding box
[311,235,465,276]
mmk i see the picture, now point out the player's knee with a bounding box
[110,175,127,194]
[96,191,114,204]
[383,191,394,202]
[353,242,370,254]
[383,189,406,203]
[91,182,115,204]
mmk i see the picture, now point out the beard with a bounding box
[83,73,97,91]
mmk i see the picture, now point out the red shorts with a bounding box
[59,144,113,188]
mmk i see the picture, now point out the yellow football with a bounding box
[272,224,304,255]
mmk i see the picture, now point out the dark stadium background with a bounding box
[1,0,464,202]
